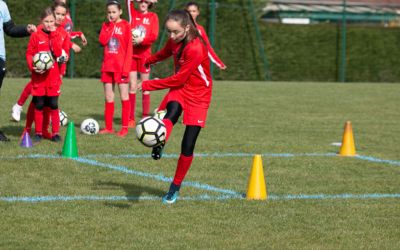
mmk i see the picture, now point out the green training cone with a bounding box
[62,121,78,158]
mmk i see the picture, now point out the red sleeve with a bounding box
[122,23,132,77]
[99,22,114,46]
[142,42,203,91]
[141,13,159,46]
[145,39,173,66]
[50,30,63,58]
[126,0,135,23]
[198,25,226,69]
[70,31,83,39]
[63,33,71,57]
[26,34,37,72]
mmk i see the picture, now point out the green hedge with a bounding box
[4,0,400,82]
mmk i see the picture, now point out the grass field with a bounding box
[0,79,399,249]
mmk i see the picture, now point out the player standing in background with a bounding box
[98,0,132,137]
[0,0,36,142]
[126,0,159,127]
[138,10,213,204]
[186,1,226,70]
[56,0,87,52]
[26,7,64,142]
[19,3,71,140]
[11,0,86,122]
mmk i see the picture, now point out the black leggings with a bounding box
[165,101,202,156]
[32,96,59,110]
[0,58,6,90]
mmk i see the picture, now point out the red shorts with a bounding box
[131,57,150,74]
[101,72,129,84]
[183,105,208,128]
[32,83,61,97]
[162,89,208,128]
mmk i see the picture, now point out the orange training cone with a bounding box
[246,155,267,200]
[339,121,356,156]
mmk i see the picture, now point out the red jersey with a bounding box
[142,37,212,109]
[99,19,132,75]
[196,24,226,69]
[26,27,63,96]
[62,12,83,40]
[126,0,159,58]
[56,25,71,76]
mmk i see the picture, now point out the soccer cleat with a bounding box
[162,191,179,204]
[162,183,181,204]
[0,131,10,142]
[11,103,23,122]
[33,134,42,143]
[128,119,136,128]
[51,134,61,142]
[99,129,115,135]
[151,144,164,160]
[116,128,128,137]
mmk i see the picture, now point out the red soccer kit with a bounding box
[99,19,132,83]
[26,27,63,97]
[62,12,83,40]
[56,25,71,76]
[196,24,226,69]
[142,37,212,127]
[127,0,159,72]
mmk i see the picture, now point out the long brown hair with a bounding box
[40,7,55,21]
[165,10,204,61]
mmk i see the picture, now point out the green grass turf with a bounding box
[0,79,399,249]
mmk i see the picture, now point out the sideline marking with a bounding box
[73,157,239,195]
[1,152,399,166]
[1,193,399,203]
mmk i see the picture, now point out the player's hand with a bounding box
[80,33,88,46]
[72,43,82,53]
[33,67,45,74]
[133,37,143,46]
[136,82,143,92]
[220,65,227,70]
[26,24,37,34]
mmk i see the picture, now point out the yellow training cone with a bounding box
[246,155,267,200]
[339,121,356,156]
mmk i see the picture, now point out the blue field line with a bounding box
[1,193,399,203]
[83,152,339,159]
[72,157,239,196]
[3,152,399,167]
[355,155,400,166]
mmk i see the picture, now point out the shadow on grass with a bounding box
[95,180,165,208]
[0,124,25,138]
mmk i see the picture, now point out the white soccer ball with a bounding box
[131,27,145,39]
[153,109,166,120]
[59,110,68,127]
[33,51,54,71]
[136,116,166,147]
[80,118,100,135]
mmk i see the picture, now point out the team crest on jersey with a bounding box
[108,37,120,52]
[143,18,150,25]
[64,22,73,33]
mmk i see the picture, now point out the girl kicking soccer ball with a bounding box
[138,10,213,204]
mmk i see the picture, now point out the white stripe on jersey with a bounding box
[126,0,132,23]
[198,65,210,87]
[208,51,222,68]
